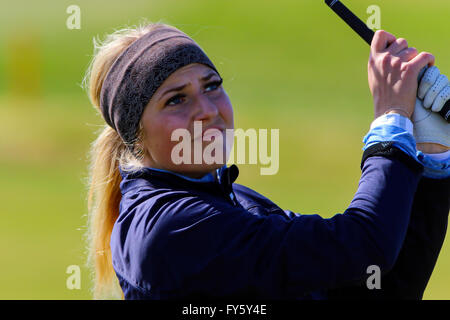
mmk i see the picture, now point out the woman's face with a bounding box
[140,63,234,178]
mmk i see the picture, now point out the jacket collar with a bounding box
[119,164,239,195]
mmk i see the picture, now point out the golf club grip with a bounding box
[325,0,450,122]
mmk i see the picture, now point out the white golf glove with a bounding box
[417,66,450,112]
[413,66,450,147]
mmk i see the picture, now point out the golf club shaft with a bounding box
[325,0,374,45]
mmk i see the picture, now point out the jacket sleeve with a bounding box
[140,155,422,298]
[327,176,450,300]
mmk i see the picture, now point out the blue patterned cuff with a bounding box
[362,113,450,179]
[417,150,450,179]
[363,113,417,161]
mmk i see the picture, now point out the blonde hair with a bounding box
[83,21,166,299]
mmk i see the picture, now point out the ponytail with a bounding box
[83,21,160,299]
[86,126,125,299]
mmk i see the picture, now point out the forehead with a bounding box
[164,63,216,83]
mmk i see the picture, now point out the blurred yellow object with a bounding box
[7,30,41,98]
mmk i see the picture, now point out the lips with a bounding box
[193,126,225,141]
[203,127,225,140]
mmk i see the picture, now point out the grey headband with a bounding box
[100,24,220,146]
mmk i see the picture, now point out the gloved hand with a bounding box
[417,66,450,112]
[413,66,450,148]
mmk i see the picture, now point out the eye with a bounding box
[205,79,223,92]
[164,79,223,107]
[165,93,185,106]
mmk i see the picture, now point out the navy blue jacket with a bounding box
[111,155,449,299]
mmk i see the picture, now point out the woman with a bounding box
[85,23,449,300]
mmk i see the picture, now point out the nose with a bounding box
[193,94,219,122]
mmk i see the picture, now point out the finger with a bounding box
[418,66,440,99]
[388,38,408,55]
[406,52,435,79]
[431,85,450,112]
[397,47,418,62]
[372,30,396,53]
[424,74,449,108]
[418,66,427,80]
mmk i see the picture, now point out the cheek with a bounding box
[219,95,234,127]
[145,115,189,159]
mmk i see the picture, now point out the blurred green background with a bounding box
[0,0,449,299]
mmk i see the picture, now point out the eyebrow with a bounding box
[160,71,219,98]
